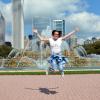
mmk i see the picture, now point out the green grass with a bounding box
[0,70,100,75]
[0,71,46,75]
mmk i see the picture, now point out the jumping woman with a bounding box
[32,28,79,77]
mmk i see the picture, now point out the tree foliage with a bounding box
[0,44,13,58]
[83,40,100,54]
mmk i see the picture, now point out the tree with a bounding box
[83,40,100,54]
[0,44,13,58]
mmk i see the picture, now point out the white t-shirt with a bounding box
[49,37,62,54]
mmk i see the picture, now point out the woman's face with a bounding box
[53,32,60,40]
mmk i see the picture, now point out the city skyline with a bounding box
[0,0,100,44]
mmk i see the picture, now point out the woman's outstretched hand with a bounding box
[75,27,80,32]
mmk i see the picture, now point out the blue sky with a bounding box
[0,0,100,42]
[86,0,100,15]
[1,0,100,15]
[1,0,11,3]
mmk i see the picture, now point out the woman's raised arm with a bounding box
[62,28,79,40]
[32,28,49,41]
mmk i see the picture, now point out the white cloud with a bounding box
[0,0,88,23]
[65,12,100,37]
[23,0,87,20]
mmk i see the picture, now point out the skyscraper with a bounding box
[0,11,5,44]
[32,16,51,33]
[53,20,65,36]
[32,17,51,51]
[12,0,24,49]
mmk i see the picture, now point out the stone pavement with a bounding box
[0,74,100,100]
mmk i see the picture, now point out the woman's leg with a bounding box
[49,59,57,72]
[58,62,65,76]
[58,63,64,72]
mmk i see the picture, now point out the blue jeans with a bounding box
[48,54,68,72]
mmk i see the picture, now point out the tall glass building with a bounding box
[32,16,51,33]
[12,0,24,49]
[31,16,51,51]
[53,20,65,36]
[0,11,5,44]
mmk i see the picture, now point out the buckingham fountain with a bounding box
[0,37,100,71]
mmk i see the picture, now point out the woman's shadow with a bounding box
[25,87,59,95]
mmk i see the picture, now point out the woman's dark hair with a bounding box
[52,30,62,37]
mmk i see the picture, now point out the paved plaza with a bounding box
[0,74,100,100]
